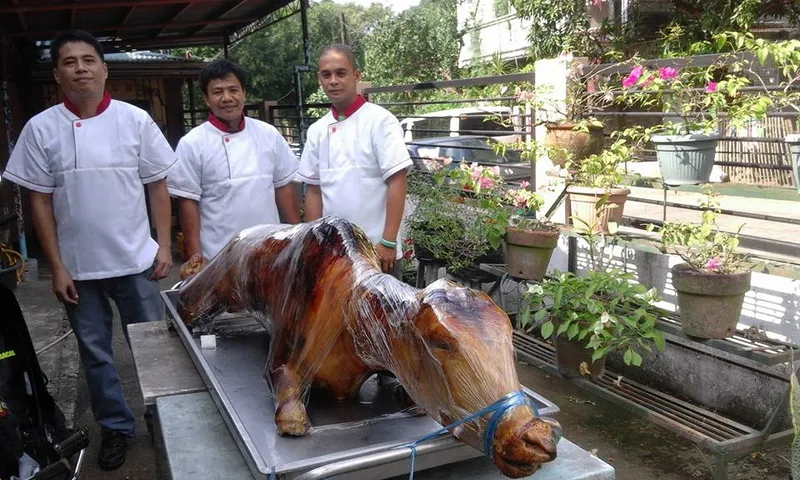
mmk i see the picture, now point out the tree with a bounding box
[363,0,462,86]
[177,0,391,103]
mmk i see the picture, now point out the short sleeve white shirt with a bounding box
[297,100,412,258]
[167,117,299,260]
[2,98,177,281]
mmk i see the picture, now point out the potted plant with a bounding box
[612,33,779,186]
[406,169,500,281]
[433,160,563,281]
[517,269,667,378]
[561,136,633,235]
[648,186,752,339]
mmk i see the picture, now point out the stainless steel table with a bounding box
[129,320,615,480]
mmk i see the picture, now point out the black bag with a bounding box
[0,282,70,479]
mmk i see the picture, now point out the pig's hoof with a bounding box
[275,401,310,436]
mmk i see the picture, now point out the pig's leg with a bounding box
[268,363,310,436]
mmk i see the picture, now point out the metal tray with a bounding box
[162,289,559,480]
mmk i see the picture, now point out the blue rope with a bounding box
[400,390,538,480]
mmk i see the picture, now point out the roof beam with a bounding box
[0,0,228,15]
[11,0,27,31]
[157,3,195,36]
[117,5,138,38]
[15,16,263,38]
[189,0,249,38]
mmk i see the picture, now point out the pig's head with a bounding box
[383,279,560,478]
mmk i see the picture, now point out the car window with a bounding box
[459,113,512,136]
[412,117,451,139]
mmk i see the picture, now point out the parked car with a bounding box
[406,136,532,182]
[399,107,523,144]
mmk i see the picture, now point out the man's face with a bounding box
[317,51,361,105]
[53,41,108,98]
[204,73,246,124]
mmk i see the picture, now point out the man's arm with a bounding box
[381,170,408,244]
[275,183,301,224]
[304,184,323,222]
[177,198,202,260]
[29,191,78,304]
[147,178,173,279]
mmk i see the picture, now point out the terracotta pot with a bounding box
[544,122,604,168]
[566,186,630,234]
[553,335,605,379]
[504,227,560,281]
[671,263,752,339]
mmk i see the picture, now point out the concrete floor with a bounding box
[13,260,794,480]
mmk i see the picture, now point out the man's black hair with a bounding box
[319,43,359,71]
[198,59,251,95]
[50,30,105,68]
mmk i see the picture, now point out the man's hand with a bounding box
[375,243,396,273]
[179,253,206,280]
[150,245,173,280]
[52,266,79,305]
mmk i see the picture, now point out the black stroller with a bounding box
[0,212,89,480]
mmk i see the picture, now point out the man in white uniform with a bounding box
[168,59,300,273]
[297,44,412,276]
[2,30,176,470]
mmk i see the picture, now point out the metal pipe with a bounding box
[404,127,529,136]
[293,436,461,480]
[294,0,311,147]
[364,72,535,95]
[591,110,800,118]
[626,196,800,226]
[375,97,518,107]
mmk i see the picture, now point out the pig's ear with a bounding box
[413,303,457,353]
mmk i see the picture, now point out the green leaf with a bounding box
[557,321,570,336]
[591,347,608,362]
[567,323,580,339]
[653,331,666,351]
[540,321,554,339]
[534,308,548,323]
[518,307,531,327]
[623,348,633,365]
[631,350,643,367]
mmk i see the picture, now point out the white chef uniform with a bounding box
[167,116,299,260]
[2,95,177,281]
[296,97,412,259]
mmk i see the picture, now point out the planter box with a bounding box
[651,133,719,186]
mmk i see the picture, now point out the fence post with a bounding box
[259,100,278,125]
[358,81,372,102]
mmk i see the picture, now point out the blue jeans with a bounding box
[65,266,164,436]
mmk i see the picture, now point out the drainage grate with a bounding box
[512,331,761,450]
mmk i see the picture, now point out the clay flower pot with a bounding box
[566,186,630,234]
[504,227,560,281]
[671,263,752,339]
[544,122,604,168]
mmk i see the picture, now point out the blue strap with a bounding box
[400,390,538,480]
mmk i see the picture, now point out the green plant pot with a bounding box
[553,335,605,379]
[786,134,800,193]
[671,263,751,339]
[504,227,560,281]
[651,133,719,186]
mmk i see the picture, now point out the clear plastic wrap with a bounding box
[176,216,559,478]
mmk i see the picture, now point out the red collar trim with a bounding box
[63,91,112,119]
[208,113,246,133]
[330,95,366,120]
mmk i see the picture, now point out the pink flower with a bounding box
[705,257,721,271]
[705,81,718,93]
[520,180,530,189]
[659,67,677,80]
[491,166,501,176]
[641,75,655,87]
[478,177,495,190]
[622,65,643,88]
